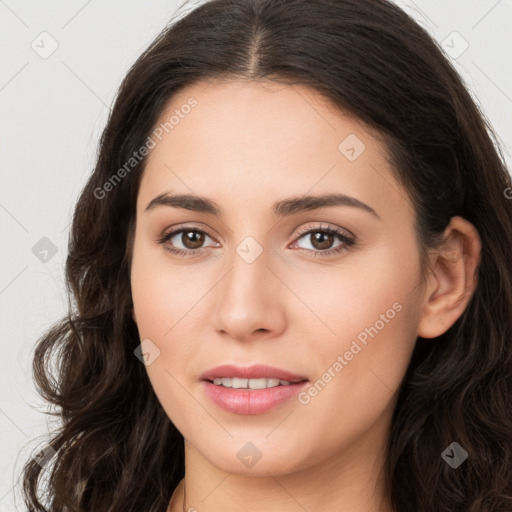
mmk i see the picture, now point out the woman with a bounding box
[21,0,512,511]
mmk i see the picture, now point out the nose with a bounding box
[213,246,287,343]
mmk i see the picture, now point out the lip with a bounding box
[201,380,309,415]
[199,364,309,415]
[199,364,308,382]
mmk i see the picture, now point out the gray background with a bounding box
[1,0,511,509]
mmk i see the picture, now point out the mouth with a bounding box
[200,364,309,414]
[200,363,308,383]
[207,377,306,389]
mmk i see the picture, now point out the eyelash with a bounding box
[156,224,356,258]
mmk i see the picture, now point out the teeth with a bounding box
[212,377,293,389]
[232,377,247,388]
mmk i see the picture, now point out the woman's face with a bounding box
[130,79,428,476]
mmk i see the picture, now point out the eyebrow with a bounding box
[145,192,381,220]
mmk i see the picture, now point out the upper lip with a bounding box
[200,364,309,382]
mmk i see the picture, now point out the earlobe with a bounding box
[417,216,481,339]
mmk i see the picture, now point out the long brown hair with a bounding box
[20,0,512,510]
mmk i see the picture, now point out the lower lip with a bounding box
[201,380,309,415]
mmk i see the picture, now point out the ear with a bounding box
[417,216,481,339]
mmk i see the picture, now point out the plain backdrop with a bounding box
[1,0,511,510]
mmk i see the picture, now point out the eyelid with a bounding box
[156,223,217,243]
[158,222,351,243]
[289,224,355,254]
[157,221,356,257]
[293,222,354,240]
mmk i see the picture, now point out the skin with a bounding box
[129,79,481,512]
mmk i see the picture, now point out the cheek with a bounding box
[130,239,208,335]
[288,243,422,414]
[284,240,421,348]
[130,247,204,433]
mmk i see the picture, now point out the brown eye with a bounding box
[292,226,355,257]
[180,230,206,249]
[156,226,218,257]
[308,231,335,250]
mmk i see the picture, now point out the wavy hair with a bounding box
[20,0,512,510]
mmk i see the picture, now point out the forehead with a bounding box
[137,79,413,223]
[154,78,374,152]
